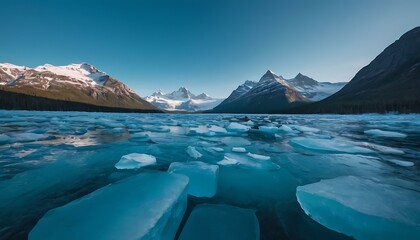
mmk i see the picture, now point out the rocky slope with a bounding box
[297,27,420,113]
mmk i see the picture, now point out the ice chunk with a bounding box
[168,161,219,197]
[226,122,250,132]
[208,125,228,134]
[210,147,224,152]
[114,153,156,169]
[247,152,270,160]
[386,159,414,167]
[12,133,49,142]
[30,172,189,240]
[187,146,202,159]
[364,129,407,138]
[232,147,246,153]
[243,120,254,126]
[296,176,420,240]
[179,204,260,240]
[259,126,278,134]
[221,137,251,147]
[278,125,297,134]
[358,142,404,155]
[217,153,279,170]
[217,156,239,166]
[291,125,320,133]
[290,137,374,154]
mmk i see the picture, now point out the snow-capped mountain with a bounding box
[0,63,159,112]
[145,87,224,112]
[286,73,346,101]
[212,70,307,113]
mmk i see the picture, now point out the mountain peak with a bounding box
[291,73,319,86]
[296,72,304,78]
[259,70,287,85]
[78,63,98,73]
[265,69,276,76]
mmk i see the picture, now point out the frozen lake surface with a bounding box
[0,111,419,239]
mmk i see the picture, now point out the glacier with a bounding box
[0,111,419,239]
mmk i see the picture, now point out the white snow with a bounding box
[364,129,407,138]
[29,172,189,240]
[168,161,219,197]
[187,146,202,159]
[114,153,156,169]
[34,63,107,86]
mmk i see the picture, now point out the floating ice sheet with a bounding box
[364,129,407,138]
[232,147,246,153]
[290,137,374,154]
[297,176,420,240]
[168,161,219,197]
[30,172,189,240]
[221,137,251,147]
[226,122,250,132]
[218,153,278,170]
[114,153,156,169]
[179,204,260,240]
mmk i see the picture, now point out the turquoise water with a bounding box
[0,111,419,239]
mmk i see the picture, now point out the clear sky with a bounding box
[1,0,420,98]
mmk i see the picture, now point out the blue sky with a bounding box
[1,0,420,98]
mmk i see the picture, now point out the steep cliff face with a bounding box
[299,27,420,113]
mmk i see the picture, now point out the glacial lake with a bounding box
[0,111,419,239]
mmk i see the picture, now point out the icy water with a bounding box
[0,111,419,240]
